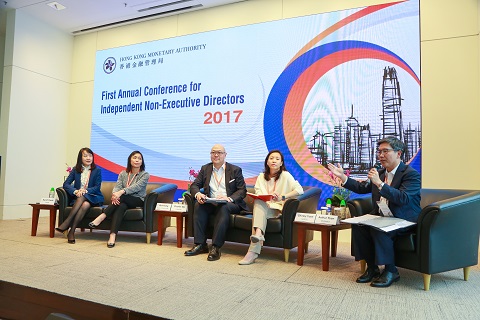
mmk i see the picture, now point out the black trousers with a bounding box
[352,224,405,266]
[193,202,241,247]
[104,195,144,234]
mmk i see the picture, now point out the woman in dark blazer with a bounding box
[56,147,104,243]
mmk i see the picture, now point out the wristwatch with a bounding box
[282,195,286,201]
[379,182,385,190]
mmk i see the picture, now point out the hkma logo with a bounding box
[103,57,116,74]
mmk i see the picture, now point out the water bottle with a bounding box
[49,187,55,199]
[326,198,332,214]
[340,199,347,219]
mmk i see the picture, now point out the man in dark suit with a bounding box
[328,136,421,287]
[185,144,247,261]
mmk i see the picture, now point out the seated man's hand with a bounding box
[196,193,206,204]
[216,194,229,201]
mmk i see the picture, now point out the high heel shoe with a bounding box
[55,228,68,238]
[67,239,75,244]
[107,242,115,248]
[250,234,265,243]
[88,222,99,229]
[238,252,258,265]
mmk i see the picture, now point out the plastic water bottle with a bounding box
[326,198,332,214]
[339,199,347,219]
[49,187,55,199]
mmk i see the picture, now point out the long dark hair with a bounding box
[263,150,286,181]
[75,147,96,173]
[126,150,145,173]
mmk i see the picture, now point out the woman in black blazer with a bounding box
[56,147,104,243]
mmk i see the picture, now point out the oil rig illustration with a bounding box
[308,66,421,175]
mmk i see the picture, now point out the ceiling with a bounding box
[0,0,247,35]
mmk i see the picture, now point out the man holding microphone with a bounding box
[328,136,421,287]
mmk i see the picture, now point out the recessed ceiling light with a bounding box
[46,2,66,11]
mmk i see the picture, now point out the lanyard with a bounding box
[212,170,224,190]
[380,172,390,207]
[384,171,392,185]
[126,173,137,188]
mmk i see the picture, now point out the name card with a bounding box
[155,203,172,211]
[294,212,316,224]
[170,203,188,212]
[40,198,55,205]
[314,214,339,225]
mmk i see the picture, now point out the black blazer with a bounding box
[190,162,248,211]
[343,162,421,222]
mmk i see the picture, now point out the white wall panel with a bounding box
[0,10,72,219]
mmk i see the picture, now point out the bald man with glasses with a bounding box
[185,144,247,261]
[328,136,421,288]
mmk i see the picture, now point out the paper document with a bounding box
[342,214,415,232]
[377,201,393,217]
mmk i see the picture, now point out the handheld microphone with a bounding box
[363,162,382,186]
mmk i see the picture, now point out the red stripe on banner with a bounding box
[95,154,187,187]
[95,154,258,189]
[287,1,405,66]
[283,48,419,183]
[94,154,125,174]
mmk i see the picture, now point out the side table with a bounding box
[29,203,59,238]
[155,210,188,248]
[295,221,351,271]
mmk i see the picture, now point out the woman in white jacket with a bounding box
[238,150,303,265]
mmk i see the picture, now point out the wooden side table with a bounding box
[294,221,351,271]
[29,203,59,238]
[155,210,188,248]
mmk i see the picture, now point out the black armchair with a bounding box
[56,182,178,243]
[184,186,322,262]
[347,189,480,290]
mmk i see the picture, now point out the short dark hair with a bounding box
[126,150,145,173]
[377,136,405,154]
[263,150,287,181]
[75,147,96,173]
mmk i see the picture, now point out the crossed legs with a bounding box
[239,200,279,264]
[57,196,91,243]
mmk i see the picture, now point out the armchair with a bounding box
[56,182,178,244]
[184,186,322,262]
[347,189,480,290]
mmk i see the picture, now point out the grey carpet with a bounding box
[1,217,480,320]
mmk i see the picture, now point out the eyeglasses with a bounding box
[376,148,394,155]
[210,151,225,156]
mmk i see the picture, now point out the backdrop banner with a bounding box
[91,0,421,205]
